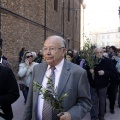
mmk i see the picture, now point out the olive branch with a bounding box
[80,37,95,69]
[33,77,68,112]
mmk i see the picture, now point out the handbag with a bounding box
[19,83,26,91]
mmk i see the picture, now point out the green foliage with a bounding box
[33,77,68,112]
[80,37,95,68]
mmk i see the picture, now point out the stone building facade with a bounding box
[0,0,83,74]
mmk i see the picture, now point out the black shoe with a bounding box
[99,116,105,120]
[99,118,105,120]
[110,110,115,114]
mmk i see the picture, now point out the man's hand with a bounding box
[98,70,104,75]
[57,112,71,120]
[90,69,94,74]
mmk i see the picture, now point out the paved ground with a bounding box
[83,99,120,120]
[12,90,25,120]
[12,90,120,120]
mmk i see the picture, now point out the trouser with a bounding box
[107,84,117,110]
[22,86,29,103]
[118,82,120,105]
[90,86,107,120]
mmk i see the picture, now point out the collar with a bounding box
[47,58,64,72]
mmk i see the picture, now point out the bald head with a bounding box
[43,35,66,66]
[45,35,66,48]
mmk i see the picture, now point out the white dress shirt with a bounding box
[37,58,64,120]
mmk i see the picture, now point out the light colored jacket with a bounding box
[18,62,38,87]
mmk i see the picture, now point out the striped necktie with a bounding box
[42,67,55,120]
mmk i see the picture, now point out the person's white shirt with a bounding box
[0,58,2,63]
[37,58,64,119]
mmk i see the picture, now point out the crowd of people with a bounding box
[0,35,120,120]
[66,45,120,120]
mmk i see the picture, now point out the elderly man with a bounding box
[22,35,91,120]
[88,47,117,120]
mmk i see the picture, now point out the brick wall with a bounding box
[0,0,81,74]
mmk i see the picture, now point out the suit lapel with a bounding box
[35,60,71,99]
[57,60,71,97]
[34,62,48,112]
[36,62,48,85]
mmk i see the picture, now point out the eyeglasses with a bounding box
[26,55,33,58]
[42,47,64,52]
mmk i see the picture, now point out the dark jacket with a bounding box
[0,57,11,69]
[72,55,81,65]
[34,54,43,63]
[0,66,19,120]
[86,57,117,89]
[109,59,120,86]
[94,57,116,88]
[85,64,95,88]
[19,50,24,63]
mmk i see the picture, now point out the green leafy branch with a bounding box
[33,77,68,112]
[80,37,95,69]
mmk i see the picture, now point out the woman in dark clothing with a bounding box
[19,47,25,63]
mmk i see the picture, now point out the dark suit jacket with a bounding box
[94,57,116,87]
[23,59,91,120]
[0,66,19,120]
[86,57,118,89]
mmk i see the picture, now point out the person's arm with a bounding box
[18,63,28,77]
[69,70,91,120]
[0,68,19,106]
[59,69,91,120]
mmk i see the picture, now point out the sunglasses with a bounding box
[26,55,33,58]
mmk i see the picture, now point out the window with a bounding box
[54,0,58,11]
[68,0,70,21]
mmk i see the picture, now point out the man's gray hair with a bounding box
[94,47,104,53]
